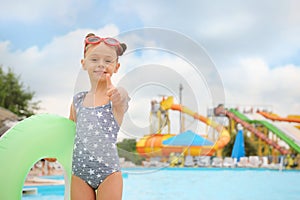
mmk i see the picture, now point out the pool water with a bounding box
[23,168,300,200]
[23,176,64,200]
[22,185,64,200]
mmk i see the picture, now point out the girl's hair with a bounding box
[84,33,127,56]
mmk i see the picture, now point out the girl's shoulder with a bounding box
[73,91,88,105]
[73,91,88,98]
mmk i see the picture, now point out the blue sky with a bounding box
[1,0,300,139]
[0,1,143,50]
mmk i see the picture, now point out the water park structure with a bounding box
[136,94,300,168]
[136,96,231,158]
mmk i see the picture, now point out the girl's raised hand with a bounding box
[106,74,122,107]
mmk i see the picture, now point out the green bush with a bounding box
[117,139,145,165]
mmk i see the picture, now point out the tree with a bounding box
[117,138,137,152]
[117,139,145,165]
[0,65,40,118]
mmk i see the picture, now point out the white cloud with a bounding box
[0,24,121,117]
[121,1,300,67]
[221,57,300,115]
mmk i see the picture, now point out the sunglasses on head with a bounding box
[84,36,122,56]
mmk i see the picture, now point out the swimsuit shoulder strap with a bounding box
[73,91,88,110]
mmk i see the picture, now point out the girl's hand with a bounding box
[106,74,129,113]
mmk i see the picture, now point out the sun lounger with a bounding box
[248,156,261,168]
[196,156,211,167]
[184,155,194,167]
[223,157,235,168]
[211,157,223,167]
[260,156,270,168]
[237,157,249,167]
[269,156,285,170]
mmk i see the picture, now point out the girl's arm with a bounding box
[107,86,130,126]
[106,74,130,126]
[69,103,76,122]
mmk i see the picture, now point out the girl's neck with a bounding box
[89,80,107,94]
[83,81,109,107]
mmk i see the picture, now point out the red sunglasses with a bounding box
[84,36,122,56]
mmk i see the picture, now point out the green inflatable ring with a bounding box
[0,114,75,200]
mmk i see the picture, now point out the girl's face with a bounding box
[82,42,120,83]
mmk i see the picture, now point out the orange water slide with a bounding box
[136,97,231,158]
[136,133,175,158]
[160,97,230,150]
[258,111,300,123]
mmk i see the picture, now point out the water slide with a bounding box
[160,97,230,150]
[258,111,300,123]
[245,112,300,151]
[136,97,230,158]
[256,111,300,144]
[219,107,300,154]
[215,106,289,154]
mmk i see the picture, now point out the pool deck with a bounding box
[25,177,64,186]
[24,168,65,186]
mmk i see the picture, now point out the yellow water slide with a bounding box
[136,97,230,158]
[161,97,230,151]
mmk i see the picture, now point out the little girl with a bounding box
[69,33,129,200]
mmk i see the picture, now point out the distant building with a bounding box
[0,107,19,137]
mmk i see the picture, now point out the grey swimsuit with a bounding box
[72,91,120,190]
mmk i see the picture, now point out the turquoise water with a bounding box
[23,168,300,200]
[23,176,64,200]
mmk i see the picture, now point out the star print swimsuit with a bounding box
[72,91,120,190]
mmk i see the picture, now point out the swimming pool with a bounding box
[23,168,300,200]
